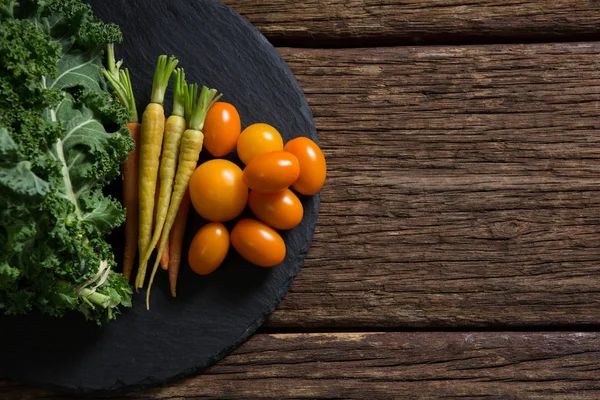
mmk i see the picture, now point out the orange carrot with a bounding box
[121,123,140,281]
[168,189,190,297]
[102,44,140,282]
[161,240,170,270]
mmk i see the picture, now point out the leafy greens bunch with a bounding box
[0,0,133,324]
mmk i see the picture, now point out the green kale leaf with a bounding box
[0,0,133,324]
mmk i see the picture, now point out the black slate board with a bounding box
[0,0,319,393]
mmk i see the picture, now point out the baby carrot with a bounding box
[122,123,140,280]
[168,189,191,297]
[160,240,170,270]
[102,44,139,281]
[153,179,170,270]
[146,84,222,309]
[166,85,195,296]
[135,55,178,290]
[139,69,187,275]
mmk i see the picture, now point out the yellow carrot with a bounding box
[135,55,178,289]
[146,85,222,309]
[139,69,187,274]
[153,178,170,270]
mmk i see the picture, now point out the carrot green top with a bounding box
[184,82,198,123]
[102,44,139,123]
[150,55,179,105]
[171,69,186,118]
[187,85,222,132]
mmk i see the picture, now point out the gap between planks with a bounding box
[224,0,600,48]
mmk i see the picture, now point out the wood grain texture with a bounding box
[224,0,600,46]
[4,332,600,399]
[263,43,600,329]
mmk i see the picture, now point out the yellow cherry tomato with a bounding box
[236,123,284,165]
[188,222,230,275]
[203,102,241,157]
[189,159,248,222]
[243,151,300,193]
[248,189,303,230]
[230,219,286,267]
[284,137,326,195]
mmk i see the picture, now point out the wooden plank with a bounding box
[224,0,600,46]
[4,332,600,399]
[263,43,600,328]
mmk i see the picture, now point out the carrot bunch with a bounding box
[138,68,187,282]
[135,55,179,290]
[145,83,222,308]
[104,48,222,307]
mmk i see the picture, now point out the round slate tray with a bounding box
[0,0,318,393]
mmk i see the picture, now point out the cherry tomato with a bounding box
[189,159,248,222]
[230,219,286,267]
[248,188,304,230]
[243,151,300,193]
[203,102,241,157]
[188,222,230,275]
[284,137,326,195]
[237,123,284,165]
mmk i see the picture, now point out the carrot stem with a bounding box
[151,55,178,105]
[102,44,138,123]
[104,44,122,82]
[172,68,186,118]
[189,86,222,131]
[119,69,139,124]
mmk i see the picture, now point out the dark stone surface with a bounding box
[0,0,318,393]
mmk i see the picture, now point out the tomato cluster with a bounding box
[187,103,326,274]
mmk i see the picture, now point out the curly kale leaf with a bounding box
[0,0,133,324]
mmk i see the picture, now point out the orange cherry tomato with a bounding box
[248,188,304,230]
[243,151,300,193]
[236,123,284,165]
[188,222,230,275]
[189,159,248,222]
[284,137,326,195]
[230,219,286,267]
[203,102,241,157]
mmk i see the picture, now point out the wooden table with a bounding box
[4,1,600,398]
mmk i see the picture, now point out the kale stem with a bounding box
[80,287,110,308]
